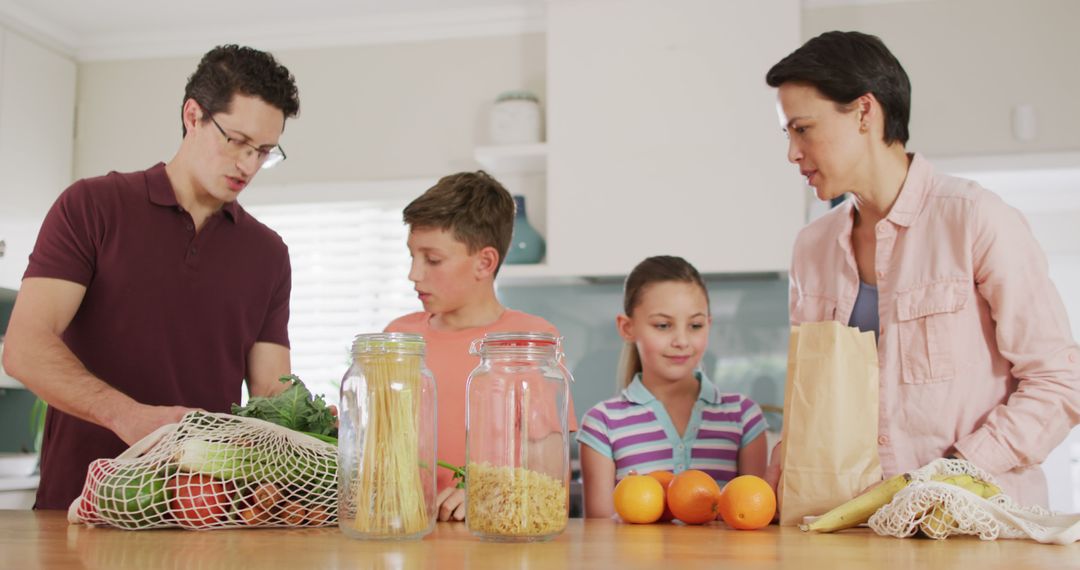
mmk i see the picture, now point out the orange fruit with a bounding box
[646,471,676,522]
[613,474,666,524]
[666,469,721,525]
[717,475,776,530]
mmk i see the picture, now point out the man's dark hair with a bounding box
[182,45,300,136]
[766,31,911,146]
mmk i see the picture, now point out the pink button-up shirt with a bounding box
[789,153,1080,507]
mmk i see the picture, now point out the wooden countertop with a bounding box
[1,510,1076,569]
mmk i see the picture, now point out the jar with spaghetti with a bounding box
[465,332,572,542]
[338,333,437,540]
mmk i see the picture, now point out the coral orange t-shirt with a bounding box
[385,309,577,491]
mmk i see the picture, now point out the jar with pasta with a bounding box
[339,333,437,540]
[465,332,572,542]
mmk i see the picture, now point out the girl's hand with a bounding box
[580,444,617,518]
[764,440,782,523]
[764,439,782,492]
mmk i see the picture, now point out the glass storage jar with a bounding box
[465,332,572,542]
[339,333,437,540]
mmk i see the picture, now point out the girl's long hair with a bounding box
[616,256,709,391]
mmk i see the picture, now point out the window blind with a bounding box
[247,199,420,404]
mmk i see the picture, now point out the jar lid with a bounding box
[351,332,425,355]
[477,331,558,348]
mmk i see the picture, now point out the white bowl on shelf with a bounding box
[0,453,39,477]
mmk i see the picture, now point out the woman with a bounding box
[765,31,1080,507]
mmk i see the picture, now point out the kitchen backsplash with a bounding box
[0,288,37,454]
[0,278,792,455]
[497,275,790,451]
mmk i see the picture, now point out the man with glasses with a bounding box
[2,45,300,509]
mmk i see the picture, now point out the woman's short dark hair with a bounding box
[182,45,300,136]
[766,31,911,146]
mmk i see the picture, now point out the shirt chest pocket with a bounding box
[791,294,838,324]
[895,281,968,384]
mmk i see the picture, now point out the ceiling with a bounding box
[0,0,932,61]
[0,0,545,60]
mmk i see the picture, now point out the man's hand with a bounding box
[435,487,466,522]
[113,404,197,446]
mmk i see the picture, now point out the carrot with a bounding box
[238,504,272,525]
[251,482,283,513]
[305,505,331,526]
[281,501,307,525]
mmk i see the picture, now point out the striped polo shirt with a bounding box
[576,372,766,484]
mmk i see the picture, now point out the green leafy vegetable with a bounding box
[232,375,337,440]
[438,460,466,489]
[97,467,169,528]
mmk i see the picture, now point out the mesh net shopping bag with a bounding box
[868,458,1080,544]
[68,411,337,530]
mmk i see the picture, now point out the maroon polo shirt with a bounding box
[24,163,291,509]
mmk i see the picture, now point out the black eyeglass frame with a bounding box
[200,105,287,169]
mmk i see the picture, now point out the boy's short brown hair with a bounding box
[403,171,515,274]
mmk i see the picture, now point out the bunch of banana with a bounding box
[918,473,1003,538]
[800,473,912,533]
[800,472,1003,534]
[929,473,1002,499]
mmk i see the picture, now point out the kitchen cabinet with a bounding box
[0,26,76,290]
[544,0,806,277]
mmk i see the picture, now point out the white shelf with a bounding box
[497,263,586,286]
[0,474,38,491]
[474,143,547,174]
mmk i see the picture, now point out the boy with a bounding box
[385,171,575,522]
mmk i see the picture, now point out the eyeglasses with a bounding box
[204,112,287,170]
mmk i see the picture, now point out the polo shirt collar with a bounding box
[623,370,721,405]
[146,162,242,223]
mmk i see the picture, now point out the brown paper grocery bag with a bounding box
[777,321,882,526]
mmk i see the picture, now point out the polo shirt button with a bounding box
[190,247,198,255]
[186,224,194,231]
[877,435,889,445]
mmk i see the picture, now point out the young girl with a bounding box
[577,256,768,518]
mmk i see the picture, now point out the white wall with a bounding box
[0,26,76,290]
[804,0,1080,157]
[75,33,546,186]
[71,1,1080,195]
